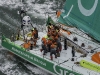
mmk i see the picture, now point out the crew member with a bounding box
[56,10,61,18]
[23,39,30,50]
[71,46,75,61]
[50,40,57,60]
[30,38,34,50]
[72,46,75,57]
[40,37,48,55]
[31,28,38,47]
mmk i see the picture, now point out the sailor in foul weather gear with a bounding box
[72,46,75,61]
[34,28,38,39]
[47,37,52,52]
[56,39,62,57]
[50,40,57,60]
[40,37,48,55]
[64,37,67,50]
[30,38,34,50]
[56,10,61,18]
[72,46,75,57]
[31,28,38,47]
[15,29,23,40]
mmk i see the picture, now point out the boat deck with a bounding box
[14,31,100,75]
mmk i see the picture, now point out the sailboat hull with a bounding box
[1,36,81,75]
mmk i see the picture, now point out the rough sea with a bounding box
[0,0,65,75]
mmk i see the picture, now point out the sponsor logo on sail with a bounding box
[78,0,98,16]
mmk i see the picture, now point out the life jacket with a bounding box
[23,42,30,49]
[56,29,59,32]
[27,32,32,37]
[50,36,54,41]
[32,28,34,30]
[54,35,58,40]
[51,43,57,50]
[44,35,48,39]
[49,25,52,29]
[27,41,31,46]
[16,35,23,40]
[51,44,56,48]
[51,31,56,36]
[42,37,47,45]
[47,31,51,36]
[47,39,52,45]
[42,37,46,41]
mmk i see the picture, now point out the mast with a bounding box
[17,0,27,40]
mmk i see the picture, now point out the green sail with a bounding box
[58,0,100,42]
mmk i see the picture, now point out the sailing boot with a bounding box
[59,46,62,52]
[71,58,74,61]
[57,52,60,57]
[55,55,57,58]
[34,43,36,47]
[50,56,53,60]
[34,40,37,47]
[30,44,33,50]
[43,53,46,55]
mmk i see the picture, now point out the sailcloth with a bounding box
[46,16,55,26]
[58,0,100,42]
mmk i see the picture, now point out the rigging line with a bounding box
[61,18,100,44]
[57,11,100,44]
[70,29,100,50]
[60,26,89,40]
[70,28,100,45]
[58,58,70,65]
[20,0,23,5]
[66,37,88,53]
[91,46,100,51]
[59,25,100,45]
[31,23,34,28]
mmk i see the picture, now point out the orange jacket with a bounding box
[47,39,52,45]
[54,36,58,40]
[56,10,61,18]
[42,37,47,45]
[51,44,57,48]
[23,43,30,49]
[67,31,71,35]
